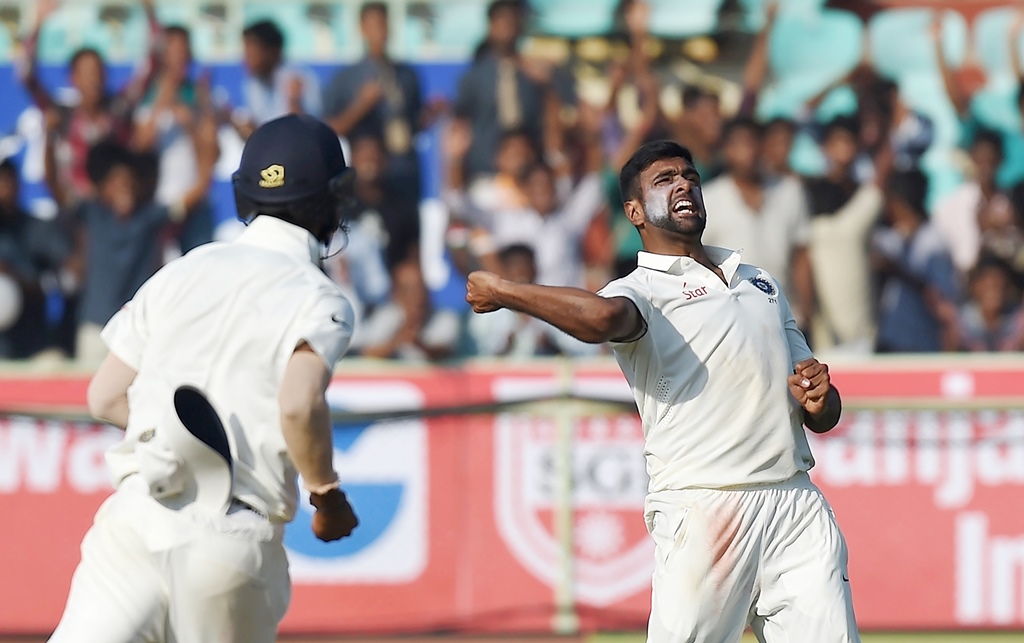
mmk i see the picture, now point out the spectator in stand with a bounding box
[454,0,572,181]
[467,244,594,357]
[701,117,816,330]
[935,11,1024,189]
[948,255,1024,351]
[804,116,888,353]
[761,118,797,179]
[933,129,1010,277]
[71,141,206,365]
[601,0,662,278]
[354,260,461,361]
[345,133,421,272]
[873,169,959,353]
[0,159,68,359]
[20,0,160,209]
[324,1,437,201]
[668,86,722,180]
[133,25,219,255]
[457,117,605,289]
[231,20,322,139]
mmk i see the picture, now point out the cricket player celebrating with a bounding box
[467,140,858,642]
[50,114,360,643]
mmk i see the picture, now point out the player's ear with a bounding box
[624,199,645,227]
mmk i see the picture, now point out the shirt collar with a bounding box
[236,215,321,265]
[637,246,743,282]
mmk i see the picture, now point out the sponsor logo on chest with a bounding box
[681,282,709,301]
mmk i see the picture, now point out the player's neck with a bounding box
[642,234,708,262]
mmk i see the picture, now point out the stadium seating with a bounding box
[647,0,723,38]
[868,8,968,79]
[757,9,861,119]
[738,0,826,32]
[432,0,489,54]
[531,0,617,38]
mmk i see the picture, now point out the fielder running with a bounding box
[466,140,858,642]
[50,114,360,643]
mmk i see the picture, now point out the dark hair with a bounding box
[85,140,135,185]
[164,25,191,41]
[69,47,104,71]
[722,116,762,141]
[823,115,860,140]
[971,128,1004,159]
[360,1,388,20]
[498,127,541,158]
[1017,82,1024,108]
[970,253,1013,283]
[764,117,797,136]
[349,131,386,151]
[499,243,536,265]
[487,0,522,21]
[886,169,929,219]
[681,85,717,110]
[619,140,695,203]
[518,161,554,186]
[0,158,17,180]
[243,20,285,51]
[240,188,349,244]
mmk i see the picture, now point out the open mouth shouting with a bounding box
[671,194,700,217]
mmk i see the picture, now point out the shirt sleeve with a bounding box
[596,279,651,343]
[293,293,355,372]
[774,276,814,367]
[100,274,159,369]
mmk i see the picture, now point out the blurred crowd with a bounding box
[2,0,1024,364]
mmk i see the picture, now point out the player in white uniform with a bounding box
[49,114,360,643]
[467,140,858,642]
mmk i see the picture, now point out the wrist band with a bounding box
[305,477,341,495]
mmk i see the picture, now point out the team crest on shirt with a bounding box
[749,275,777,298]
[492,375,653,606]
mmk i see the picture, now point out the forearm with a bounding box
[804,386,842,433]
[791,247,815,323]
[329,101,373,136]
[493,281,638,344]
[280,397,337,489]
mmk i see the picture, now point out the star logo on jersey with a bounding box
[492,375,653,606]
[749,275,777,297]
[258,164,285,188]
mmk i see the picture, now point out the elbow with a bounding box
[279,392,324,429]
[86,377,115,421]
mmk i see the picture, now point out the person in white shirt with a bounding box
[231,20,323,139]
[49,115,359,643]
[702,117,816,330]
[466,140,857,643]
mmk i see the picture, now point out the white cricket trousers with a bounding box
[49,475,290,643]
[644,472,859,643]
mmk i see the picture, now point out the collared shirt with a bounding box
[597,247,815,493]
[700,174,811,291]
[242,65,323,125]
[101,216,354,523]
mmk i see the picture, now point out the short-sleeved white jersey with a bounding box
[101,216,354,523]
[598,247,815,493]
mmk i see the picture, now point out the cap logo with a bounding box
[258,164,285,188]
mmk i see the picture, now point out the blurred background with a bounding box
[0,0,1023,640]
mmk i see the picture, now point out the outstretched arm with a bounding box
[739,1,778,117]
[20,0,58,109]
[466,271,644,343]
[1011,9,1024,84]
[931,12,971,116]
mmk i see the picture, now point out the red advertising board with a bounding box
[1,359,1023,634]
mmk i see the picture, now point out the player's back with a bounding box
[103,216,354,522]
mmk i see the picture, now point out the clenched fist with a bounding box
[310,488,358,542]
[788,358,831,418]
[466,271,506,313]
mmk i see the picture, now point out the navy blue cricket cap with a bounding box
[233,114,350,205]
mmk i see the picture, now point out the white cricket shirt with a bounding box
[598,247,816,493]
[101,216,355,523]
